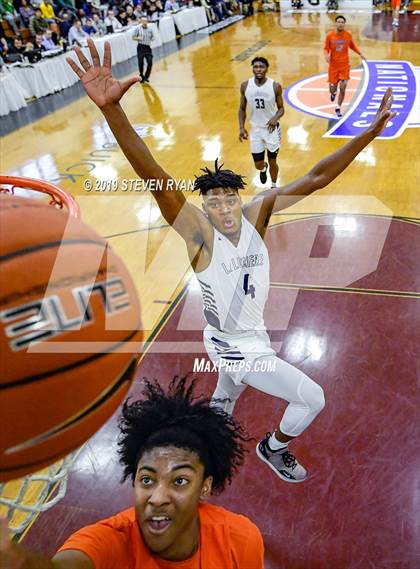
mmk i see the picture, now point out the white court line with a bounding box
[298,88,357,92]
[286,9,376,14]
[314,103,350,111]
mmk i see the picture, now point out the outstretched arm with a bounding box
[67,39,209,244]
[238,81,248,142]
[244,88,395,230]
[0,518,93,569]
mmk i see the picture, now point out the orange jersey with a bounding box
[57,503,265,569]
[323,30,361,67]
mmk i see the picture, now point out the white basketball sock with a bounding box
[268,433,288,451]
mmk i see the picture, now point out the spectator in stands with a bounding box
[29,7,49,36]
[0,35,9,57]
[209,0,227,21]
[27,39,43,61]
[59,11,72,38]
[105,9,123,31]
[6,35,33,60]
[243,0,254,15]
[120,0,134,8]
[0,0,20,34]
[142,0,151,16]
[155,0,164,13]
[164,0,179,10]
[77,8,89,24]
[0,30,5,68]
[199,0,217,23]
[82,0,94,17]
[401,0,411,12]
[19,0,35,28]
[117,8,129,25]
[33,32,43,49]
[55,0,78,16]
[68,18,89,45]
[83,16,97,33]
[146,0,163,18]
[40,0,57,23]
[126,4,138,22]
[133,3,143,18]
[225,0,236,13]
[92,12,107,34]
[41,28,57,50]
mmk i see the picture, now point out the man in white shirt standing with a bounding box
[132,16,155,83]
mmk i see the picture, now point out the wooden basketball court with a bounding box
[2,9,419,569]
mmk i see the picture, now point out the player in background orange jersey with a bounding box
[323,15,366,118]
[391,0,402,27]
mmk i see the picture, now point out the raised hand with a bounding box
[368,87,396,137]
[66,38,139,109]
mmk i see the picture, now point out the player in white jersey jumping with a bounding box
[68,40,395,483]
[238,57,284,189]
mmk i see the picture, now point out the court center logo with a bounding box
[285,60,419,139]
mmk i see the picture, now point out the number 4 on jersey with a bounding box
[243,273,256,299]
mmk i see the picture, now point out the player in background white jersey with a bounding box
[239,57,284,189]
[68,40,395,483]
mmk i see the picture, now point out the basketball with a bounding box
[0,195,143,482]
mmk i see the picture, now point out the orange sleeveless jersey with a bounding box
[323,30,361,68]
[57,502,264,569]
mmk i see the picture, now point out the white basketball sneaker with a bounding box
[256,433,308,483]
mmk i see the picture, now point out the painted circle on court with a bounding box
[285,69,363,120]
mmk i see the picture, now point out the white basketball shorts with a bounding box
[250,124,281,154]
[203,327,275,386]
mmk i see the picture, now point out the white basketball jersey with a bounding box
[245,77,277,128]
[195,216,270,334]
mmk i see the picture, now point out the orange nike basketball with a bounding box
[0,195,143,482]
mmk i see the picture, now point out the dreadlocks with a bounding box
[193,159,246,195]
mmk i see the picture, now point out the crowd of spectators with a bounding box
[0,0,254,66]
